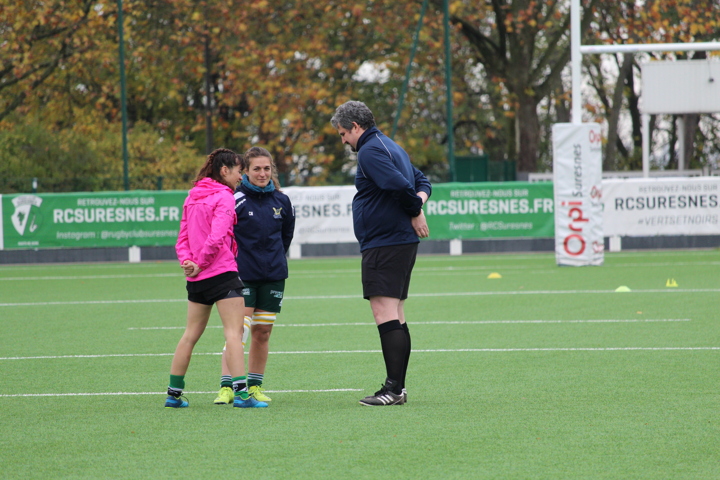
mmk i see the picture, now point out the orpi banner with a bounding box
[1,191,185,249]
[552,123,604,266]
[424,182,554,239]
[603,177,720,236]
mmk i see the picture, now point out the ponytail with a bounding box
[195,148,241,187]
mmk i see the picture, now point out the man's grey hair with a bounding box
[330,101,376,130]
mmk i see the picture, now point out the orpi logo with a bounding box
[11,195,43,236]
[588,129,603,152]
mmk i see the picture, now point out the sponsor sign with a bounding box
[283,186,356,244]
[1,183,559,250]
[1,191,184,249]
[552,123,604,266]
[424,182,554,239]
[603,177,720,236]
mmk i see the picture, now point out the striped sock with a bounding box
[220,375,232,388]
[232,376,249,400]
[247,372,264,387]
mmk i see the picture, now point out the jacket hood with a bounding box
[189,177,232,201]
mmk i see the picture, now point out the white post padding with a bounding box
[449,239,462,256]
[552,123,604,266]
[288,243,302,259]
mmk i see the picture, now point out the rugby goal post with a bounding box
[553,0,720,266]
[570,0,720,176]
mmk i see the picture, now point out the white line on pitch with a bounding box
[5,260,718,281]
[2,346,718,361]
[3,288,720,307]
[128,318,691,330]
[0,299,185,307]
[0,273,179,281]
[0,388,362,398]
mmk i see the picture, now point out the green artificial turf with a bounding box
[1,250,719,479]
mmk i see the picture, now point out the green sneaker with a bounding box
[248,385,272,402]
[214,386,234,405]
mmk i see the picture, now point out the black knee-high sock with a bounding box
[378,320,407,393]
[400,322,411,389]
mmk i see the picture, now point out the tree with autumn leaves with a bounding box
[1,0,718,193]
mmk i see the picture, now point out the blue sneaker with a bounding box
[165,395,189,408]
[233,396,268,408]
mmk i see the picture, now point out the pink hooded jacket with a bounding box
[175,177,238,282]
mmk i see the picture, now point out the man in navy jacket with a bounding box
[331,100,431,406]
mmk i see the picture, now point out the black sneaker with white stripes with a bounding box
[359,379,404,406]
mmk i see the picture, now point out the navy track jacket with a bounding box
[233,183,295,282]
[353,126,432,251]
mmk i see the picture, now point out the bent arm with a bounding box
[282,200,296,254]
[175,201,193,264]
[196,195,236,269]
[411,191,430,238]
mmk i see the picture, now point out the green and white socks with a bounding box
[232,376,249,400]
[247,372,264,388]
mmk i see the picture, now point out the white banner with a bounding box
[283,185,356,244]
[552,123,604,266]
[602,177,720,236]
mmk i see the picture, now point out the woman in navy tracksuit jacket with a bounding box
[233,164,294,285]
[213,146,295,405]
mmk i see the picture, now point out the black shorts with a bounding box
[186,271,244,306]
[361,243,418,300]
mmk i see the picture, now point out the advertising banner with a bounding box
[552,123,604,266]
[1,183,559,250]
[1,191,185,249]
[603,177,720,236]
[283,185,356,244]
[424,182,554,239]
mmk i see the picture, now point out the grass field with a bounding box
[1,249,719,479]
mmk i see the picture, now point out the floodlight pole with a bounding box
[203,4,214,154]
[117,0,130,191]
[443,0,455,181]
[390,0,428,140]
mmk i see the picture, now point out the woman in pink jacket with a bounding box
[165,148,267,409]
